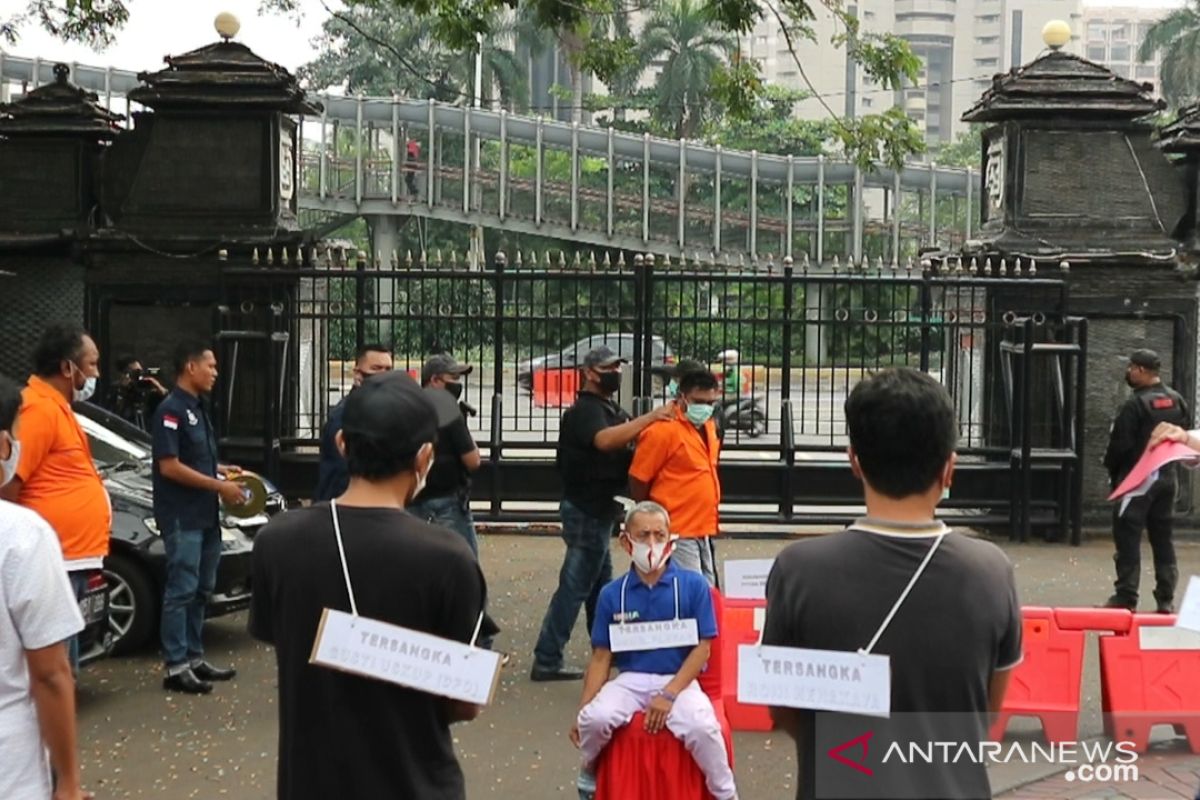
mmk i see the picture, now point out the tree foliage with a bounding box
[17,0,926,167]
[930,126,982,169]
[1137,1,1200,109]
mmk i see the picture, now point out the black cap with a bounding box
[582,345,628,370]
[421,353,473,385]
[342,372,438,459]
[1129,349,1161,371]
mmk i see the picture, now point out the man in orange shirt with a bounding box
[628,368,723,585]
[0,323,111,670]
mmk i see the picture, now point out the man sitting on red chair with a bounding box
[569,501,738,800]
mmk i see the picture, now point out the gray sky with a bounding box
[2,0,1189,76]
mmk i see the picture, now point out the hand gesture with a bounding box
[1149,423,1190,449]
[643,693,673,734]
[218,479,247,506]
[569,722,582,748]
[650,401,676,422]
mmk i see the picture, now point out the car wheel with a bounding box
[103,554,158,656]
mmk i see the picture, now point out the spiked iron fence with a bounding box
[214,247,1086,540]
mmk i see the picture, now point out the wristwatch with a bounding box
[658,688,677,702]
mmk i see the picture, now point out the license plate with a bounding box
[79,592,107,624]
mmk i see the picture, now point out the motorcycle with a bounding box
[712,350,767,438]
[717,393,767,438]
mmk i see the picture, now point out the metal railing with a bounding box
[2,53,978,263]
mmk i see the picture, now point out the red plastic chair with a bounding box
[594,589,735,800]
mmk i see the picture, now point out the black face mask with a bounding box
[445,381,464,400]
[597,371,622,394]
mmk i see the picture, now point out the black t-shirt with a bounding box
[763,521,1022,800]
[556,392,632,518]
[249,503,487,800]
[423,413,476,499]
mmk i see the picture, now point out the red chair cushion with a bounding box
[594,707,734,800]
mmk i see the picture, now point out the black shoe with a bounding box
[191,661,237,681]
[1155,604,1174,614]
[163,668,212,695]
[1101,596,1136,611]
[530,665,584,682]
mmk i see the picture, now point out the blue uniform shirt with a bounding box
[591,560,718,675]
[151,388,219,532]
[314,397,348,502]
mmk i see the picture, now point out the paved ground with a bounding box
[75,533,1200,799]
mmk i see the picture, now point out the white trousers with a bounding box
[577,672,737,800]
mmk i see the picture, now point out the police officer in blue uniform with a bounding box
[1102,349,1189,613]
[152,340,244,694]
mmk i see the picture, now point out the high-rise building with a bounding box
[738,0,1084,144]
[1081,5,1172,93]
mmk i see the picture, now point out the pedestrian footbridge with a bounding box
[2,53,978,263]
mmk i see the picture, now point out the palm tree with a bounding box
[1138,1,1200,108]
[637,0,737,139]
[301,6,528,109]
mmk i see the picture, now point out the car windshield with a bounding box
[76,413,149,468]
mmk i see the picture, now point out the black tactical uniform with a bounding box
[1102,350,1189,611]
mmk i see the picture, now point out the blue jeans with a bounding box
[533,500,614,671]
[408,494,493,648]
[160,525,221,669]
[408,494,479,556]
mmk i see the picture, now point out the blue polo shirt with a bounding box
[590,560,718,675]
[151,387,219,532]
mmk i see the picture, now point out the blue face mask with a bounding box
[685,403,714,427]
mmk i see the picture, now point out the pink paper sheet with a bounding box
[1108,441,1200,501]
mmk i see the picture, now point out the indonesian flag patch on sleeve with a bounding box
[163,414,179,430]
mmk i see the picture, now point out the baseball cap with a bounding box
[582,345,628,370]
[421,353,473,385]
[1128,349,1161,371]
[341,372,438,462]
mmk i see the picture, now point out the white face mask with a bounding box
[409,448,435,503]
[629,536,675,573]
[0,434,19,488]
[70,362,97,403]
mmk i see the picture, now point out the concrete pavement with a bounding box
[74,533,1200,798]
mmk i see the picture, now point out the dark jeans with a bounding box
[67,571,89,672]
[408,494,493,648]
[408,494,479,556]
[1112,477,1178,608]
[533,500,614,671]
[160,525,222,669]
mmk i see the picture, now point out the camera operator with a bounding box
[109,355,168,429]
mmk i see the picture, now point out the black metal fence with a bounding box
[215,249,1086,539]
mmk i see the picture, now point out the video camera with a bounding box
[116,366,164,427]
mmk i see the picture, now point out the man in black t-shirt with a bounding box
[409,354,481,552]
[763,368,1021,800]
[530,345,675,681]
[249,372,491,800]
